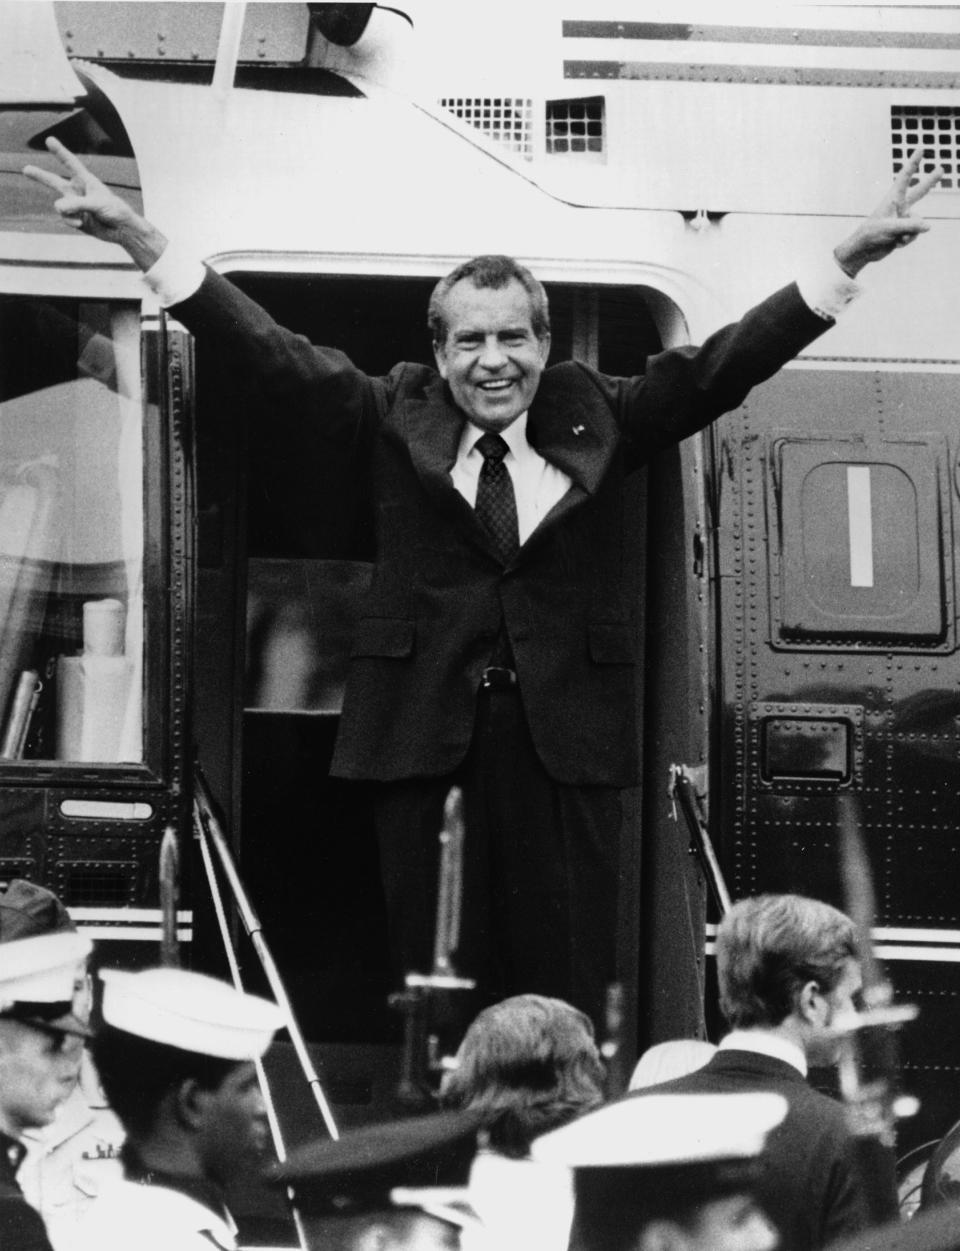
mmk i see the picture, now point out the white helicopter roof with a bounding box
[85,65,674,274]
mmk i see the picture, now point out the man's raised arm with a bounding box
[24,137,378,419]
[25,138,942,300]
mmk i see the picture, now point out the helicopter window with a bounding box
[0,295,143,764]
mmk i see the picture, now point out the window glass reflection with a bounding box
[0,297,143,762]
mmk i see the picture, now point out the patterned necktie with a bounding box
[474,432,519,562]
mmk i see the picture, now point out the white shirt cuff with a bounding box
[795,255,861,322]
[142,242,206,308]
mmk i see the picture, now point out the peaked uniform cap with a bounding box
[100,967,283,1060]
[825,1202,960,1251]
[533,1092,789,1251]
[272,1108,485,1227]
[532,1091,788,1169]
[0,929,93,1037]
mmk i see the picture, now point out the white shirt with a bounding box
[719,1029,808,1077]
[468,1149,575,1251]
[64,1178,237,1251]
[451,414,570,543]
[19,1074,125,1251]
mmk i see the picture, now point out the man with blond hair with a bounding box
[630,894,889,1251]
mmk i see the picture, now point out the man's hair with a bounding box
[440,993,604,1155]
[427,255,551,345]
[92,1023,240,1137]
[716,894,857,1030]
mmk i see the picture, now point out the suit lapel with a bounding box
[396,379,506,561]
[394,370,619,562]
[521,377,618,546]
[528,385,612,497]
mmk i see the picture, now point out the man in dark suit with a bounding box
[629,894,893,1251]
[24,141,940,1026]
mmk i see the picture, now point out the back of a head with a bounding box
[0,878,75,939]
[441,994,604,1153]
[716,894,856,1030]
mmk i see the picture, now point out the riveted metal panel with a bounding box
[712,361,960,1152]
[55,2,308,65]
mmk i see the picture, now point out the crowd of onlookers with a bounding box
[3,880,947,1251]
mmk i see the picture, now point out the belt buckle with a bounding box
[480,666,517,691]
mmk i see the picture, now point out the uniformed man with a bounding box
[65,966,283,1251]
[0,925,94,1251]
[0,879,125,1249]
[272,1108,486,1251]
[19,1044,125,1251]
[532,1091,789,1251]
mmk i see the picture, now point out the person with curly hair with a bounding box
[441,994,605,1251]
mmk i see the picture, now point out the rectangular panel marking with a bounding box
[847,465,874,587]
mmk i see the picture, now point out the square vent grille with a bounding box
[546,96,605,156]
[439,98,533,158]
[892,106,958,190]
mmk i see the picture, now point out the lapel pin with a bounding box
[572,424,585,436]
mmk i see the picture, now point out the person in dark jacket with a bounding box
[24,142,940,1025]
[629,894,892,1251]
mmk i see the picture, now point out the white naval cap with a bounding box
[0,930,93,1036]
[532,1091,788,1171]
[100,967,283,1060]
[533,1093,788,1251]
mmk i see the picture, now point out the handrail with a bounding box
[193,801,309,1251]
[192,766,339,1142]
[669,763,732,916]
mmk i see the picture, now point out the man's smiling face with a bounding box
[433,278,551,432]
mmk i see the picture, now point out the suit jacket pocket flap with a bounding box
[353,617,415,659]
[588,622,634,664]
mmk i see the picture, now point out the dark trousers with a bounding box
[374,684,623,1028]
